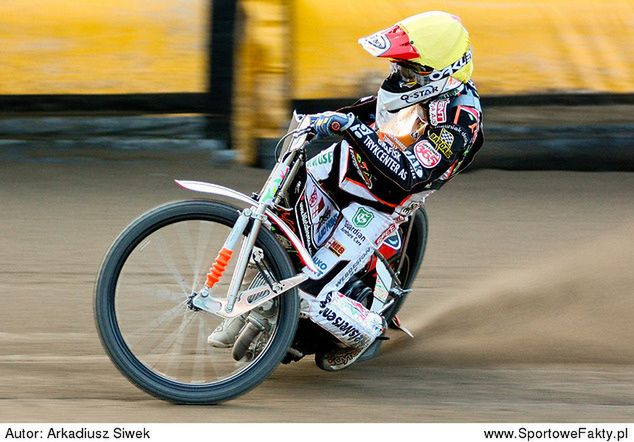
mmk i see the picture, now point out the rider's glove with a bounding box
[310,112,356,138]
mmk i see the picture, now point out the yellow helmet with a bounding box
[360,11,473,111]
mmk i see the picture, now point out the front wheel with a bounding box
[94,200,299,404]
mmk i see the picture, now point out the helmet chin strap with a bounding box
[376,76,463,113]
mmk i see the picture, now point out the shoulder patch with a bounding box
[428,98,450,126]
[428,127,455,158]
[413,140,441,168]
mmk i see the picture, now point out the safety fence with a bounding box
[1,0,633,165]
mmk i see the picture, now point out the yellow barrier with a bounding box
[2,0,632,164]
[233,0,290,164]
[0,0,206,94]
[292,0,634,98]
[3,0,631,97]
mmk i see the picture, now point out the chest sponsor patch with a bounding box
[428,98,449,126]
[413,140,441,168]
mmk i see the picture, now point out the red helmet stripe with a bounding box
[359,25,420,60]
[376,25,420,60]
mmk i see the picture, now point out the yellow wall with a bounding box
[233,0,290,163]
[0,0,207,94]
[292,0,634,98]
[3,0,632,97]
[3,0,632,164]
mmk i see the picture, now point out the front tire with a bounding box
[94,200,299,404]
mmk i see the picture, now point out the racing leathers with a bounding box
[301,82,484,299]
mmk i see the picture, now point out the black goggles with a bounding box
[390,61,434,85]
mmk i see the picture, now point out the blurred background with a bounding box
[1,0,633,167]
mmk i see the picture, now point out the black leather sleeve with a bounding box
[340,103,481,204]
[336,96,377,126]
[344,123,464,187]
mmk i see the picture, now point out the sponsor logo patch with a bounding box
[427,50,472,82]
[328,239,346,257]
[308,188,318,207]
[317,293,366,346]
[442,123,470,144]
[296,197,315,254]
[341,219,367,247]
[414,140,442,168]
[332,246,373,290]
[350,151,374,189]
[350,123,374,139]
[360,33,391,56]
[362,136,407,181]
[302,176,340,248]
[428,128,454,158]
[306,150,333,168]
[326,349,358,367]
[352,207,374,228]
[374,223,397,246]
[314,209,338,247]
[383,232,401,250]
[401,85,439,104]
[312,256,328,276]
[403,150,424,178]
[311,197,325,218]
[349,124,408,182]
[429,98,449,126]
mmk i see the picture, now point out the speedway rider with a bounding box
[209,11,484,369]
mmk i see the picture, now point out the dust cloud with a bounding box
[388,221,634,365]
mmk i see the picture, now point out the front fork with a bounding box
[189,155,307,318]
[224,206,267,313]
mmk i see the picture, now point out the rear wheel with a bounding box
[94,200,299,404]
[385,207,429,324]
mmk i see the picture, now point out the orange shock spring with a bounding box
[205,248,233,288]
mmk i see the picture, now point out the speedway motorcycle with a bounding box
[94,113,428,404]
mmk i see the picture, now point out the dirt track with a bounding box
[1,157,633,422]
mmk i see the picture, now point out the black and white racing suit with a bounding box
[301,82,484,297]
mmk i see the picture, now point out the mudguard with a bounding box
[175,180,318,273]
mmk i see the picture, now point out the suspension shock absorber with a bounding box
[206,248,233,288]
[204,209,251,289]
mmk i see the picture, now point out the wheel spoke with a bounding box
[191,316,208,382]
[124,301,189,351]
[96,201,297,403]
[139,285,186,302]
[153,229,191,295]
[192,221,214,292]
[145,309,196,373]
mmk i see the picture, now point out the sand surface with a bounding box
[1,157,633,422]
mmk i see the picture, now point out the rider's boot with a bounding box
[308,291,386,371]
[207,315,247,348]
[315,338,384,371]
